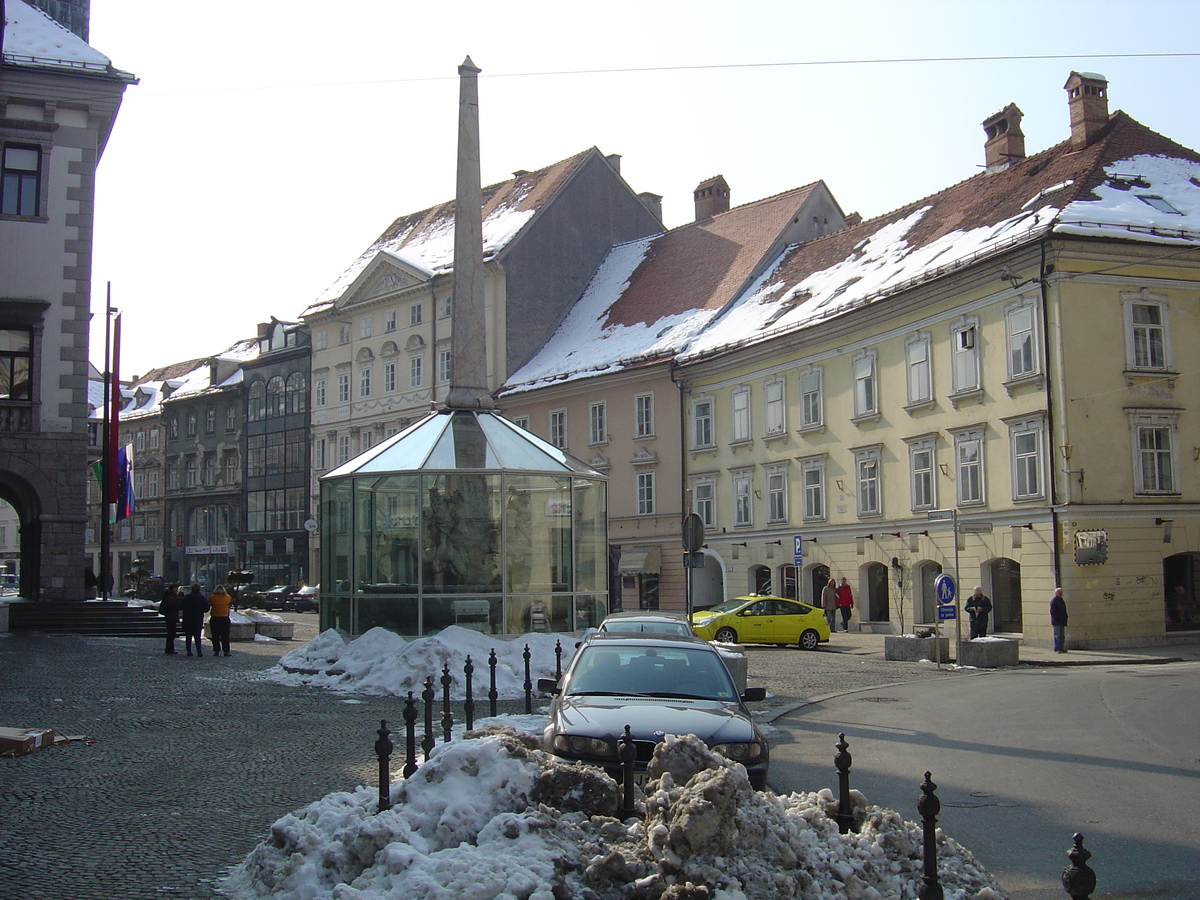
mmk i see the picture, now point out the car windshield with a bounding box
[701,599,752,615]
[566,645,736,701]
[599,620,690,635]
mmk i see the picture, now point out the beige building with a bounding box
[674,73,1200,649]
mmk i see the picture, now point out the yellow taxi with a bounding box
[691,594,831,650]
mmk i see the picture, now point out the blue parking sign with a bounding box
[794,535,804,566]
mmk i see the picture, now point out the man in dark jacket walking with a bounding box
[158,584,181,654]
[1050,587,1068,652]
[180,583,209,657]
[964,586,993,639]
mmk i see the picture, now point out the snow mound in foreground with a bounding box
[222,728,1006,900]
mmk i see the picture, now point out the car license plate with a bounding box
[632,772,649,789]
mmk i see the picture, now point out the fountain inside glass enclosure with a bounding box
[319,409,608,637]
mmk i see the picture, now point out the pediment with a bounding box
[338,254,429,310]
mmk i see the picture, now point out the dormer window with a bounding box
[1138,195,1182,215]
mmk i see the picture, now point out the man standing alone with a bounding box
[1050,587,1068,653]
[965,586,992,639]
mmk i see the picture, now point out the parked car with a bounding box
[286,585,319,612]
[538,632,769,789]
[259,585,299,611]
[691,594,830,650]
[596,610,694,636]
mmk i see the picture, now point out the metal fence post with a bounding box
[441,663,453,743]
[375,720,393,812]
[488,649,498,718]
[917,771,943,900]
[619,724,637,818]
[402,692,418,778]
[523,643,532,715]
[1062,833,1097,900]
[834,732,855,834]
[421,675,435,761]
[555,639,562,679]
[464,655,474,731]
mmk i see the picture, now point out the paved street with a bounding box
[1,618,1196,898]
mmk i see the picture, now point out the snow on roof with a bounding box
[681,113,1200,362]
[303,149,600,317]
[1,0,130,78]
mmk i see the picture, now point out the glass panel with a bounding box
[421,472,501,592]
[574,477,607,593]
[358,594,419,637]
[352,413,443,473]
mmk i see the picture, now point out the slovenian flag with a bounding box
[116,443,134,521]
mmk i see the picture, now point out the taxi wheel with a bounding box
[714,626,738,643]
[798,629,821,651]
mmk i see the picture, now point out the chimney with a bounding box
[638,191,663,223]
[693,175,730,221]
[605,153,622,174]
[982,103,1025,171]
[1064,71,1109,150]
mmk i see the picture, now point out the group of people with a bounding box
[156,583,234,657]
[820,577,855,632]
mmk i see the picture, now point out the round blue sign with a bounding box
[934,574,957,605]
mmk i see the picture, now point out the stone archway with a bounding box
[984,557,1022,633]
[1163,552,1200,631]
[865,561,889,622]
[0,472,43,600]
[806,562,831,606]
[916,560,943,625]
[749,564,771,595]
[690,550,726,611]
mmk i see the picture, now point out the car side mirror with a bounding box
[536,677,560,695]
[742,686,766,702]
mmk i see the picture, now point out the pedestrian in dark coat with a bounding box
[158,584,181,654]
[964,586,993,639]
[179,583,209,657]
[1050,587,1068,653]
[820,578,837,631]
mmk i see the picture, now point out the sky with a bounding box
[83,0,1200,379]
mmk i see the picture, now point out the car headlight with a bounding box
[694,615,718,625]
[552,734,615,757]
[711,741,765,762]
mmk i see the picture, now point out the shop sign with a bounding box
[1073,529,1108,566]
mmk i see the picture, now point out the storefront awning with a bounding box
[618,546,661,575]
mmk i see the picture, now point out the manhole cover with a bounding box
[857,697,901,702]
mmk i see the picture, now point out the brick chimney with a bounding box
[1064,71,1109,150]
[693,175,730,221]
[982,103,1025,171]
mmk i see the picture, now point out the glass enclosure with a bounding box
[320,410,608,636]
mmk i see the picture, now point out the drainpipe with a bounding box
[1038,238,1063,586]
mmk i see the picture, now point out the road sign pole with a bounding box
[953,507,961,664]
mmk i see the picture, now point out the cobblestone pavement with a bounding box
[2,621,1189,899]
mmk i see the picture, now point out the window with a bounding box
[224,454,237,485]
[906,437,936,510]
[361,431,373,453]
[693,398,714,448]
[549,409,566,449]
[135,430,146,452]
[168,461,180,491]
[150,428,160,449]
[439,295,452,318]
[799,367,823,430]
[852,351,878,419]
[764,378,785,435]
[1,144,40,217]
[314,439,326,470]
[731,387,750,443]
[438,348,452,383]
[692,476,716,527]
[383,362,396,393]
[314,330,327,351]
[855,446,882,516]
[170,417,178,440]
[637,471,655,516]
[226,404,236,431]
[384,310,397,332]
[360,316,372,339]
[766,464,788,523]
[147,469,159,497]
[286,372,306,414]
[134,470,144,499]
[733,470,753,526]
[635,393,654,438]
[1006,416,1045,500]
[905,333,932,407]
[338,324,351,345]
[950,319,980,397]
[185,458,197,488]
[1128,409,1179,494]
[337,372,350,403]
[337,434,351,465]
[800,456,825,521]
[267,376,285,417]
[314,378,326,407]
[512,415,530,431]
[589,402,607,445]
[1138,194,1183,215]
[1005,300,1038,381]
[410,303,423,326]
[359,366,371,398]
[1123,291,1170,371]
[205,408,215,434]
[409,356,423,388]
[186,412,197,436]
[952,427,985,505]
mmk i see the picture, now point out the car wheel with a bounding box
[714,626,738,643]
[798,629,820,651]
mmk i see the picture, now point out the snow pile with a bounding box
[223,728,1006,900]
[267,626,575,700]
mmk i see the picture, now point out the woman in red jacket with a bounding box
[834,578,854,633]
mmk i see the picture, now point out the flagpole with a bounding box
[108,311,122,596]
[100,285,113,600]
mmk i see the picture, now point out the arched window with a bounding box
[286,372,307,414]
[986,558,1022,632]
[749,564,771,595]
[247,380,266,422]
[866,561,890,621]
[806,563,831,606]
[777,564,798,600]
[916,561,943,625]
[266,376,286,418]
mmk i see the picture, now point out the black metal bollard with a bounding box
[464,655,475,732]
[555,639,563,680]
[523,643,533,715]
[619,724,637,818]
[441,664,454,743]
[375,719,393,812]
[422,675,435,761]
[488,649,498,718]
[834,732,855,834]
[917,771,943,900]
[1062,833,1097,900]
[402,692,418,778]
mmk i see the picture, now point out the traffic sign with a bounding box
[935,573,956,605]
[927,509,955,521]
[938,605,957,620]
[682,513,705,552]
[793,534,804,566]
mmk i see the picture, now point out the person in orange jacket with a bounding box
[208,584,234,657]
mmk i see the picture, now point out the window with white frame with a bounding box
[952,427,985,505]
[147,469,159,497]
[905,333,932,407]
[338,324,350,345]
[359,366,371,398]
[693,397,714,448]
[409,356,423,387]
[337,434,351,465]
[314,378,326,407]
[135,430,146,452]
[950,318,981,396]
[764,378,785,435]
[766,464,788,523]
[315,330,327,350]
[185,457,197,487]
[226,405,236,432]
[1123,290,1170,372]
[314,439,326,470]
[906,436,936,510]
[637,470,656,515]
[361,431,373,453]
[438,348,452,383]
[150,428,160,449]
[509,414,528,431]
[1006,415,1046,500]
[589,402,607,445]
[732,470,753,526]
[381,362,395,393]
[731,387,751,443]
[410,303,423,326]
[359,316,372,339]
[852,351,878,419]
[635,392,654,438]
[854,446,882,516]
[800,456,825,521]
[384,309,397,332]
[1005,298,1039,381]
[549,409,566,449]
[692,476,716,527]
[337,372,350,403]
[1128,409,1179,494]
[134,470,144,498]
[439,295,452,318]
[224,454,237,485]
[799,366,823,430]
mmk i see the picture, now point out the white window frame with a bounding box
[409,356,423,388]
[384,309,397,332]
[337,372,350,403]
[905,435,937,511]
[439,295,452,318]
[314,330,327,351]
[383,362,396,393]
[410,303,423,326]
[798,365,823,432]
[635,392,654,438]
[359,316,372,340]
[1004,296,1040,384]
[338,324,350,345]
[851,350,879,421]
[314,378,326,407]
[588,401,607,445]
[637,470,656,516]
[314,439,325,470]
[765,463,788,523]
[549,409,567,449]
[732,469,753,527]
[1127,408,1180,495]
[337,434,351,465]
[692,397,714,449]
[359,366,371,398]
[1122,289,1171,373]
[951,426,986,506]
[147,469,159,497]
[438,348,452,384]
[731,386,751,444]
[905,332,933,409]
[692,475,716,528]
[150,428,160,450]
[950,316,981,401]
[764,377,786,436]
[1005,414,1046,501]
[854,445,883,517]
[800,455,825,522]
